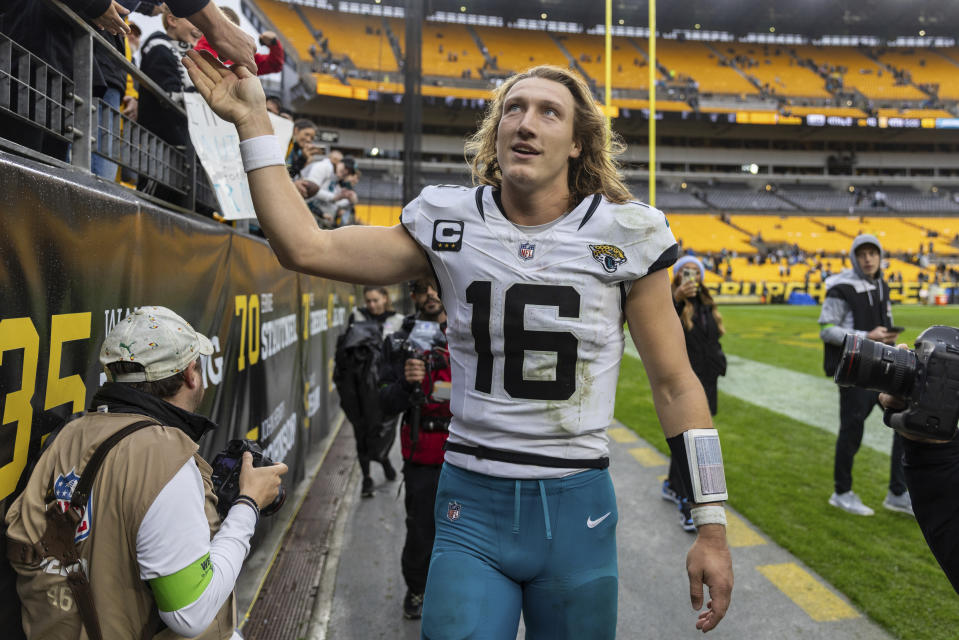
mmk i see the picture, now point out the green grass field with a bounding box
[614,304,959,640]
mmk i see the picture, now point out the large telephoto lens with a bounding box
[834,334,917,395]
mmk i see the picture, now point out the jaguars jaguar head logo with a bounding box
[588,244,627,273]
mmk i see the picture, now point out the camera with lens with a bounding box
[834,325,959,440]
[210,439,287,519]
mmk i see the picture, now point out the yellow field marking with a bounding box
[609,427,639,443]
[779,339,819,350]
[757,563,859,622]
[726,512,766,547]
[628,447,668,467]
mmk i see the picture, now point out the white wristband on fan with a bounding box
[239,134,285,172]
[690,505,727,528]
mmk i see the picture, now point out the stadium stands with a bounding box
[776,185,857,213]
[639,39,757,96]
[473,26,565,73]
[419,22,484,78]
[730,214,851,253]
[873,48,959,101]
[553,34,651,90]
[718,42,831,98]
[665,214,755,254]
[791,45,926,101]
[701,185,797,211]
[300,6,399,72]
[256,0,319,62]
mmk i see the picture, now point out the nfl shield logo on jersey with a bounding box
[447,500,461,522]
[518,242,535,261]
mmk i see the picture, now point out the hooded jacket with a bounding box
[818,234,894,376]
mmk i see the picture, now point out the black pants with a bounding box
[835,386,906,495]
[352,418,396,478]
[903,438,959,594]
[402,461,442,595]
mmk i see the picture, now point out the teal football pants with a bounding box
[421,463,619,640]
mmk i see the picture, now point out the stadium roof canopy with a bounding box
[411,0,959,40]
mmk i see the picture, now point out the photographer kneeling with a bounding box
[834,326,959,593]
[6,306,287,639]
[377,278,450,621]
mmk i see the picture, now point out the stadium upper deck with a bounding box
[258,0,959,124]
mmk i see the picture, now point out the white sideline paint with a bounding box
[623,345,893,455]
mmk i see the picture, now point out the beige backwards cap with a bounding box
[100,306,214,382]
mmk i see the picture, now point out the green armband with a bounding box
[149,553,213,612]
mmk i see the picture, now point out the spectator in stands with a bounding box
[300,153,359,227]
[662,256,727,532]
[265,95,283,115]
[286,119,317,178]
[819,234,911,517]
[137,5,200,203]
[378,277,451,620]
[194,6,283,76]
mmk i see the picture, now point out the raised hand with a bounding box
[92,1,130,36]
[182,49,269,135]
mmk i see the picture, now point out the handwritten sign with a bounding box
[184,93,294,220]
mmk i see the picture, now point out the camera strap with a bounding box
[443,442,609,469]
[7,419,160,640]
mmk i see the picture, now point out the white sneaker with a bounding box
[883,490,915,516]
[829,491,875,516]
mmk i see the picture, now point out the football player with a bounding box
[184,51,733,638]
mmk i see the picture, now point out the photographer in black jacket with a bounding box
[377,277,450,621]
[879,384,959,593]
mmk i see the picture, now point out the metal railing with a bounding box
[0,0,219,214]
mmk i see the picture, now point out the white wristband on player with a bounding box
[690,505,727,528]
[239,134,285,172]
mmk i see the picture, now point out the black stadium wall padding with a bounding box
[0,148,360,531]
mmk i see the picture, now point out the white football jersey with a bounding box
[401,185,677,477]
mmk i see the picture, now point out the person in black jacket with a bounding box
[378,277,450,620]
[662,255,726,531]
[879,388,959,594]
[819,234,910,517]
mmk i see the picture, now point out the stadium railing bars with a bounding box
[0,0,217,214]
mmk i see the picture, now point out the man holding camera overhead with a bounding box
[5,306,287,639]
[378,277,451,621]
[819,234,912,516]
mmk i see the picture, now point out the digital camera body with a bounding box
[210,439,286,519]
[834,325,959,440]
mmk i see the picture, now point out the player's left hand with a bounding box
[687,523,733,633]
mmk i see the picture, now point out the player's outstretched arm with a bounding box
[624,271,733,632]
[182,50,429,285]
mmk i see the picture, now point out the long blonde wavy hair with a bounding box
[465,66,632,208]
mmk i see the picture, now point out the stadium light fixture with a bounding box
[919,29,926,37]
[769,26,776,33]
[681,182,687,189]
[848,185,855,193]
[619,19,624,25]
[932,186,938,193]
[370,147,380,156]
[749,163,759,175]
[540,12,548,19]
[460,5,466,12]
[694,23,701,30]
